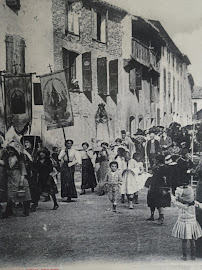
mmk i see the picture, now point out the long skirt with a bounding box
[96,160,109,193]
[61,164,77,199]
[81,159,97,190]
[147,186,171,208]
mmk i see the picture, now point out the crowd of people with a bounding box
[1,124,202,260]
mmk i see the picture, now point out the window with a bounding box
[92,8,108,43]
[109,59,118,94]
[129,67,142,93]
[163,68,166,96]
[168,72,171,97]
[5,35,25,74]
[6,0,20,10]
[150,79,154,103]
[33,83,43,105]
[82,52,92,92]
[97,57,107,95]
[62,48,79,89]
[173,76,175,101]
[65,1,80,35]
[177,80,179,101]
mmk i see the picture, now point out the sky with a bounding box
[107,0,202,86]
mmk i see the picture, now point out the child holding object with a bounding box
[104,161,122,212]
[171,184,202,261]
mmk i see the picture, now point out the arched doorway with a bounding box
[138,115,144,130]
[129,116,136,136]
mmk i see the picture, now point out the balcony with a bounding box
[131,38,159,73]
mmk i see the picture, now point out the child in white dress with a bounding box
[171,184,202,260]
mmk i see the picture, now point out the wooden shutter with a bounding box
[62,48,70,86]
[97,57,107,95]
[33,83,43,105]
[82,52,92,92]
[18,37,25,73]
[5,35,14,74]
[135,67,142,90]
[109,59,118,93]
[105,10,108,45]
[91,8,97,39]
[150,79,154,103]
[129,68,136,91]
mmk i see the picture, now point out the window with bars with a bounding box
[92,8,108,43]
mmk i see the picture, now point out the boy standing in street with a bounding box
[104,161,122,212]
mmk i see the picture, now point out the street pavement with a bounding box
[1,171,202,270]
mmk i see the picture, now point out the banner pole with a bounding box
[62,125,66,141]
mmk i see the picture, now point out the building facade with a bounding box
[0,0,194,148]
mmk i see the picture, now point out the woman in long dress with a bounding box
[80,142,97,195]
[1,142,31,218]
[59,140,81,202]
[34,148,59,210]
[97,142,110,196]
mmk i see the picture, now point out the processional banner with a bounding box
[4,74,32,134]
[40,70,73,130]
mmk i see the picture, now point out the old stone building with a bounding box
[0,0,194,148]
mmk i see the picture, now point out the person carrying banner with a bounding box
[59,140,81,202]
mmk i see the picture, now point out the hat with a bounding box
[7,139,23,155]
[181,142,186,146]
[155,154,165,164]
[178,186,195,204]
[121,130,126,134]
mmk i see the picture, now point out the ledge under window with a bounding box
[92,38,107,45]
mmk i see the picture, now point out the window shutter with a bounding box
[101,14,106,43]
[91,8,97,39]
[105,10,108,44]
[74,13,80,35]
[97,57,107,95]
[82,52,92,92]
[33,83,43,105]
[129,68,136,91]
[62,48,70,86]
[5,35,14,74]
[64,0,68,33]
[136,67,142,90]
[18,37,25,73]
[109,59,118,94]
[150,79,154,103]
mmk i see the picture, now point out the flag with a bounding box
[4,74,32,134]
[40,70,73,130]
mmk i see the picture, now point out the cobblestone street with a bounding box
[1,172,202,270]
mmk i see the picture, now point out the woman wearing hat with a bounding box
[58,140,81,202]
[172,184,202,260]
[1,141,31,218]
[34,147,59,210]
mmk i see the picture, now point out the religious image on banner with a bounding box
[40,70,73,130]
[4,74,32,134]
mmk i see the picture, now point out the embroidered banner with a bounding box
[40,70,73,130]
[4,74,32,134]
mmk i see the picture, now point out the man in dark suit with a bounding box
[147,132,160,169]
